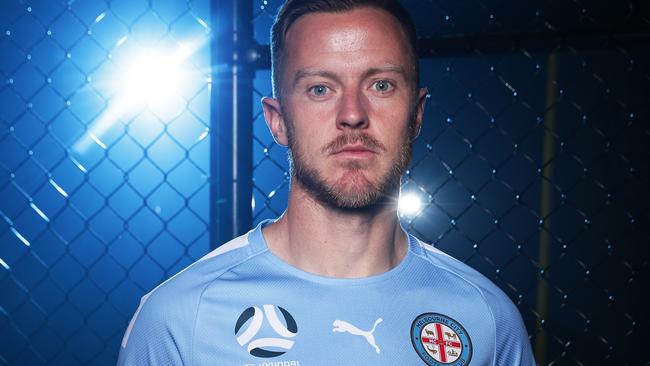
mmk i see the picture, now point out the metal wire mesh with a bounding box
[1,0,648,365]
[251,1,650,365]
[252,2,290,223]
[0,0,211,364]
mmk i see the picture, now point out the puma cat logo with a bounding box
[332,318,383,354]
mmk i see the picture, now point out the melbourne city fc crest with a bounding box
[234,305,298,358]
[410,313,472,365]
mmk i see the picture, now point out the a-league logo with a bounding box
[234,305,298,358]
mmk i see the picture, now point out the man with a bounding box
[118,1,536,365]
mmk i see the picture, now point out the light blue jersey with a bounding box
[118,220,535,365]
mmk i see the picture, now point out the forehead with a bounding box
[283,7,413,78]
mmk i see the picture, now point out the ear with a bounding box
[412,87,428,139]
[261,96,289,146]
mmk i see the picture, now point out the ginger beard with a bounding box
[284,105,418,209]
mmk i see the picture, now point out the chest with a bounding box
[190,280,494,366]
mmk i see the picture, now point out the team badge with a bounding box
[410,313,472,365]
[234,305,298,358]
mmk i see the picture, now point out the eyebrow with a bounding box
[361,65,408,81]
[292,69,342,88]
[292,64,408,88]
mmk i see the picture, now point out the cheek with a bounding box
[290,123,329,158]
[369,104,412,138]
[367,90,413,117]
[286,95,336,123]
[286,102,336,144]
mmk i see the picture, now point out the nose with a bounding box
[336,88,369,130]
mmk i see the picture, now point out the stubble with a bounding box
[284,106,417,210]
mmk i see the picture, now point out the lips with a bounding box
[332,144,377,157]
[334,144,375,153]
[322,133,386,156]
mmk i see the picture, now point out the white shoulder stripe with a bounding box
[121,292,152,348]
[121,233,251,348]
[417,238,452,258]
[200,233,250,261]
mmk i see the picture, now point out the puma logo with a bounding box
[332,318,383,354]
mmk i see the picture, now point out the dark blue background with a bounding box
[1,0,648,364]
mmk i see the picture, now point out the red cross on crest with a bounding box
[420,322,463,363]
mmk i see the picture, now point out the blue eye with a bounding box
[373,80,393,92]
[310,85,328,96]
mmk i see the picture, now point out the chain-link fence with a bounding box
[1,0,649,365]
[251,1,650,365]
[1,0,211,364]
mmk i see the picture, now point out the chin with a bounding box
[328,174,386,209]
[293,159,399,209]
[337,168,373,186]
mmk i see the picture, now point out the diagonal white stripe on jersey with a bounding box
[200,233,249,261]
[121,292,152,348]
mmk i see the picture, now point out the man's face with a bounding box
[270,7,426,209]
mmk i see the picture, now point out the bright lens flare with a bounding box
[121,50,184,105]
[398,193,422,217]
[73,40,204,153]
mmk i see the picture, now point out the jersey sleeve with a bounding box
[117,287,194,365]
[486,287,537,366]
[417,239,537,365]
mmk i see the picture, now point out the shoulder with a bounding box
[413,237,511,307]
[412,236,536,365]
[118,231,264,360]
[134,231,259,318]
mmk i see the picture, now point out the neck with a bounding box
[262,183,408,278]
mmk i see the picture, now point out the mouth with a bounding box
[331,144,378,158]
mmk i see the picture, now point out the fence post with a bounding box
[210,0,255,248]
